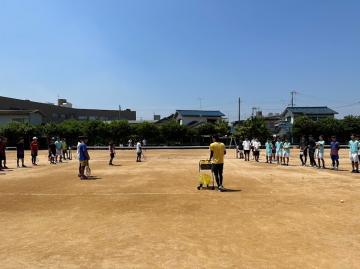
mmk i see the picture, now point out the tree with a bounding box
[234,117,270,142]
[133,122,160,144]
[293,116,318,141]
[160,120,188,145]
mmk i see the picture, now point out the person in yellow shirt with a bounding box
[210,134,226,192]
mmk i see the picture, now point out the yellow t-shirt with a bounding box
[210,142,225,164]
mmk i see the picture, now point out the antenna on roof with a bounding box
[290,90,298,107]
[198,98,202,109]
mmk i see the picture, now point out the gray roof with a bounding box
[283,106,338,116]
[176,110,225,117]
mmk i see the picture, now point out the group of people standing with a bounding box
[0,136,40,170]
[236,134,360,173]
[48,138,71,164]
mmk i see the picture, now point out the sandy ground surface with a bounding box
[0,149,359,269]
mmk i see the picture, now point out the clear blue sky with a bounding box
[0,0,359,121]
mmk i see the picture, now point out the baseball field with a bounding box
[0,149,359,269]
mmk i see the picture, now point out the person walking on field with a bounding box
[242,138,251,161]
[30,137,39,165]
[210,134,226,192]
[78,136,90,180]
[136,141,142,162]
[109,141,116,165]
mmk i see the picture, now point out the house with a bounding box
[0,96,136,123]
[174,110,225,126]
[0,110,44,125]
[281,106,338,124]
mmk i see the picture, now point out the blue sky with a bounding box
[0,0,359,121]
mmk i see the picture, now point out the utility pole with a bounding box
[198,98,202,109]
[118,105,121,120]
[238,97,241,122]
[290,90,297,107]
[251,107,257,118]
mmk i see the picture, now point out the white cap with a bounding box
[33,137,38,140]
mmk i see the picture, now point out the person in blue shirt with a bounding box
[330,136,340,170]
[349,134,359,173]
[78,136,90,179]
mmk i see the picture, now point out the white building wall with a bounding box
[176,115,221,126]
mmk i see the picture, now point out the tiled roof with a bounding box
[176,110,225,117]
[283,106,338,115]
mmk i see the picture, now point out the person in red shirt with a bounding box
[30,137,39,165]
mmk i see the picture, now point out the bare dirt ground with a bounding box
[0,149,359,269]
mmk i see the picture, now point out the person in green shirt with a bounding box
[349,134,359,173]
[265,138,273,164]
[282,138,291,166]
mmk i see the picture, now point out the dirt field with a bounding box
[0,149,359,269]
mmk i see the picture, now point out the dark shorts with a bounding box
[212,163,224,174]
[244,150,250,154]
[32,152,38,157]
[17,154,24,159]
[253,151,260,157]
[137,152,142,157]
[110,153,115,158]
[331,155,339,161]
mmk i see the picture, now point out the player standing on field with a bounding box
[330,136,340,170]
[316,135,326,169]
[210,134,226,192]
[349,134,359,173]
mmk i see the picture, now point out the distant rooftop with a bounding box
[283,106,338,115]
[175,110,225,117]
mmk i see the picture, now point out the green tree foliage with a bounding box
[293,116,360,143]
[159,120,188,145]
[234,117,270,142]
[1,116,359,147]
